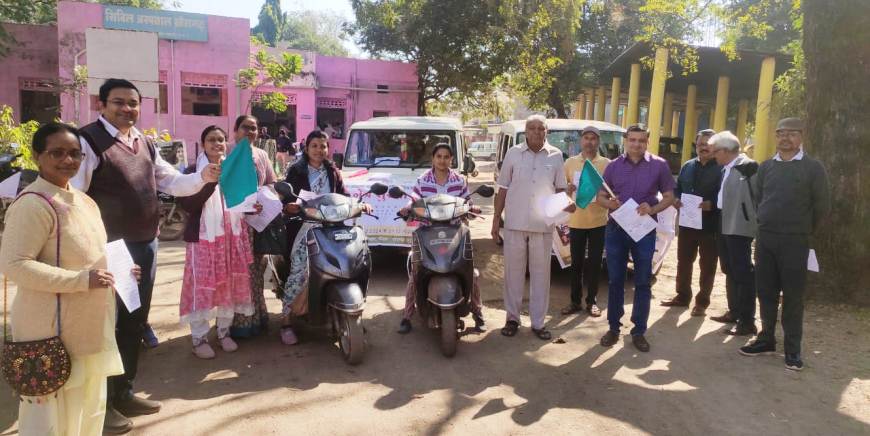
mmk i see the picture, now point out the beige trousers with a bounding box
[17,360,108,436]
[502,229,552,329]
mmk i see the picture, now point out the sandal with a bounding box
[500,320,519,337]
[531,327,552,340]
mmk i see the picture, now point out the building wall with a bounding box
[2,1,418,163]
[0,23,60,123]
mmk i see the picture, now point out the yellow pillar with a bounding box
[671,111,681,137]
[708,107,716,128]
[595,86,606,121]
[584,87,595,119]
[575,93,586,119]
[647,48,668,155]
[754,56,776,160]
[609,77,621,125]
[626,63,641,126]
[662,92,674,136]
[681,85,697,164]
[714,76,730,131]
[736,99,749,145]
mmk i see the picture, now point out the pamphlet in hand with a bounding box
[105,240,141,312]
[678,193,704,230]
[243,187,283,232]
[610,198,658,242]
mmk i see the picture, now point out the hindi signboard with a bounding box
[103,5,208,42]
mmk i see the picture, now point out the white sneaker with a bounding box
[219,336,238,352]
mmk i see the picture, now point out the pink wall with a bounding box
[0,23,59,122]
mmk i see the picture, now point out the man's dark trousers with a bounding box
[568,226,605,307]
[675,227,718,307]
[109,238,158,400]
[755,231,809,355]
[717,234,755,326]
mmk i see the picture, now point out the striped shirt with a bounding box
[413,169,470,200]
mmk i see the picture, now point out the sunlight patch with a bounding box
[612,359,698,392]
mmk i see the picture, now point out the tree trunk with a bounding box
[803,0,870,305]
[548,86,568,119]
[417,88,427,116]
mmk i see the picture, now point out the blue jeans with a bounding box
[605,222,656,336]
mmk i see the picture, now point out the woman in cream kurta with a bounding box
[0,123,125,436]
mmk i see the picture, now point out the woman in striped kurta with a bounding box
[396,144,486,334]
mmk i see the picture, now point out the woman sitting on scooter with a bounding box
[397,143,486,334]
[279,130,349,345]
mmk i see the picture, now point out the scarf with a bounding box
[197,153,246,242]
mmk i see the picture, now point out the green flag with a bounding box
[576,160,604,209]
[219,138,259,210]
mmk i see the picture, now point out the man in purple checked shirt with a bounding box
[595,124,676,352]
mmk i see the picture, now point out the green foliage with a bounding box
[0,106,39,171]
[252,0,285,47]
[281,11,350,57]
[236,40,304,115]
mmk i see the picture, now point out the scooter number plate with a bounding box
[333,231,353,241]
[429,238,452,245]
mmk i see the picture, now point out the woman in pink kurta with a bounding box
[177,126,254,359]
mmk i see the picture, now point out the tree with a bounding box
[802,0,870,304]
[236,38,304,115]
[350,0,512,115]
[252,0,287,47]
[281,11,350,57]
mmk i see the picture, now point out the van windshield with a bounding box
[344,130,457,167]
[517,129,623,159]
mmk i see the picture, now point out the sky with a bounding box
[168,0,363,55]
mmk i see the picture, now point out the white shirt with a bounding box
[717,153,746,209]
[773,146,804,162]
[71,116,206,197]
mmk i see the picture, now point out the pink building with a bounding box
[1,1,418,159]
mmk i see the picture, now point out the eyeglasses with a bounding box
[44,149,85,161]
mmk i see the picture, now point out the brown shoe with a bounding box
[561,303,583,315]
[103,407,132,434]
[710,311,736,323]
[690,306,707,317]
[632,335,651,352]
[660,297,690,307]
[114,393,162,417]
[600,330,619,347]
[586,304,602,317]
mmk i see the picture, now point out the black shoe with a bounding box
[785,354,804,371]
[739,340,776,357]
[397,319,412,334]
[142,323,159,349]
[114,393,162,417]
[600,330,619,347]
[632,334,650,352]
[472,313,486,332]
[724,323,758,336]
[103,406,133,434]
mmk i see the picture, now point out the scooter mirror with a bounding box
[387,186,406,199]
[274,181,296,201]
[474,185,495,198]
[369,182,388,196]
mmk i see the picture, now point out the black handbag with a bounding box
[252,215,289,257]
[2,192,71,399]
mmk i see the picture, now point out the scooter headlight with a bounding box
[320,203,351,222]
[304,207,323,220]
[427,204,456,221]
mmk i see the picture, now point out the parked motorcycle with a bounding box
[0,152,39,234]
[274,181,388,364]
[157,191,188,241]
[388,183,495,357]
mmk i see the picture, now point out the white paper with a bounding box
[808,249,819,272]
[105,240,141,312]
[572,171,581,190]
[0,172,21,199]
[243,187,283,232]
[539,192,572,226]
[679,193,704,230]
[610,198,658,242]
[297,189,318,201]
[657,206,677,235]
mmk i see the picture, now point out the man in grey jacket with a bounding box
[739,118,831,372]
[711,131,758,336]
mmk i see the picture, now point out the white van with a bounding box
[335,116,473,247]
[495,119,626,178]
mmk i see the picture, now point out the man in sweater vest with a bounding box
[738,118,831,372]
[710,131,759,336]
[71,79,221,432]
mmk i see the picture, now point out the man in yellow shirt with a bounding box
[561,126,611,316]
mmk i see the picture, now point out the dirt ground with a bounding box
[2,167,868,435]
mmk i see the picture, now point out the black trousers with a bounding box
[108,238,158,400]
[755,231,809,355]
[568,226,605,306]
[675,227,718,307]
[717,234,756,326]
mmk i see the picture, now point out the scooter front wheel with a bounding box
[439,309,458,358]
[338,312,365,365]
